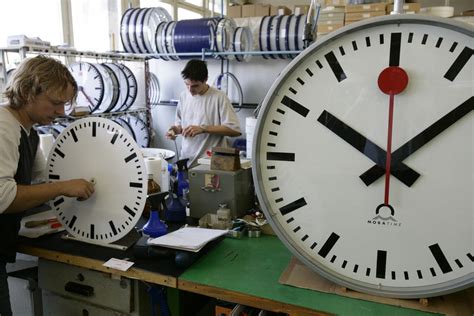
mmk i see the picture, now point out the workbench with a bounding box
[16,230,461,315]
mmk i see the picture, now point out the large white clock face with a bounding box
[253,15,473,298]
[47,117,147,244]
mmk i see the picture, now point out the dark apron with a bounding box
[0,128,39,262]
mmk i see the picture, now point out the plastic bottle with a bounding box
[142,175,168,238]
[143,174,161,218]
[216,203,232,229]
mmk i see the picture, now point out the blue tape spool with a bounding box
[174,18,218,57]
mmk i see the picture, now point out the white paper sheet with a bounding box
[147,227,227,252]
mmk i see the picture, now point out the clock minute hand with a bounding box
[317,110,419,187]
[360,96,474,186]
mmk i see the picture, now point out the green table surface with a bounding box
[179,235,441,316]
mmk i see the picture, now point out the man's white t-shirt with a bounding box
[175,86,241,167]
[0,106,45,213]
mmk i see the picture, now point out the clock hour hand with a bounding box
[317,110,419,187]
[360,96,473,186]
[78,86,95,111]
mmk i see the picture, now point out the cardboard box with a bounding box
[270,5,292,16]
[255,4,270,16]
[241,4,255,17]
[345,10,385,21]
[317,23,344,33]
[293,5,310,15]
[325,0,347,6]
[345,3,386,12]
[319,12,346,21]
[227,5,242,18]
[387,3,421,13]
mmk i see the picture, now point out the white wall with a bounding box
[148,57,291,153]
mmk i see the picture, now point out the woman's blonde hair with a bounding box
[3,55,77,109]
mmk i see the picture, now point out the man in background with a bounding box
[166,59,241,168]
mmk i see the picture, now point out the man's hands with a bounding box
[61,179,95,201]
[166,125,207,139]
[166,125,182,140]
[182,125,206,137]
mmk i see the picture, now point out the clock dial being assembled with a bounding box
[252,15,473,298]
[47,117,147,244]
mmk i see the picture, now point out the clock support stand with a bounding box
[60,228,141,251]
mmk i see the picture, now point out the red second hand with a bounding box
[378,66,408,206]
[384,93,395,204]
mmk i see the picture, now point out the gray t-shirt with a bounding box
[175,86,241,167]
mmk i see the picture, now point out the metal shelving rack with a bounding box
[0,46,153,145]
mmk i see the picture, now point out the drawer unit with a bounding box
[38,259,151,315]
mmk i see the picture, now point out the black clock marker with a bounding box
[109,221,118,235]
[49,174,60,180]
[330,255,336,263]
[90,224,95,239]
[276,108,285,114]
[360,96,473,185]
[92,122,97,136]
[354,265,359,273]
[289,87,297,95]
[365,36,371,47]
[305,68,313,76]
[379,34,384,45]
[125,152,137,163]
[53,197,64,207]
[352,41,358,51]
[54,148,65,159]
[301,234,308,241]
[467,253,473,262]
[297,77,305,85]
[339,46,345,56]
[318,232,339,258]
[430,268,436,276]
[430,244,453,274]
[318,110,419,186]
[281,96,310,117]
[70,129,78,142]
[123,205,136,217]
[272,120,281,125]
[435,37,443,48]
[279,197,307,215]
[376,250,387,279]
[129,182,143,188]
[389,33,402,66]
[449,42,458,52]
[417,270,423,279]
[68,215,77,229]
[325,51,347,82]
[391,271,396,280]
[267,152,295,162]
[444,46,473,82]
[408,32,413,43]
[421,34,428,45]
[111,132,119,144]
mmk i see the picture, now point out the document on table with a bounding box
[147,227,228,252]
